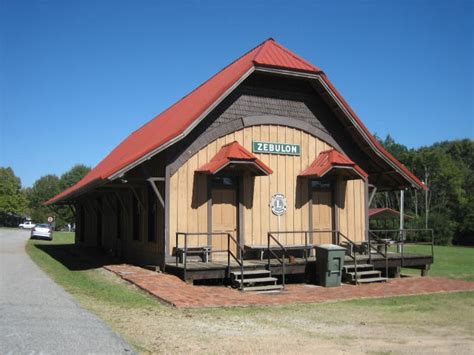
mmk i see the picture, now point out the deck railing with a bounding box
[175,232,244,285]
[368,229,434,268]
[266,230,356,286]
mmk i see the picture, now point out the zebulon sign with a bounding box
[252,141,301,156]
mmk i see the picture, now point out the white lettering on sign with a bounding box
[252,141,301,156]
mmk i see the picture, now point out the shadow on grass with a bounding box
[33,243,121,271]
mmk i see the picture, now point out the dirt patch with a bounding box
[84,292,474,354]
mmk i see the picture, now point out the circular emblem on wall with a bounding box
[270,193,287,216]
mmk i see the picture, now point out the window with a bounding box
[311,180,332,191]
[211,176,237,188]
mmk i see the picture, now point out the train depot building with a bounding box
[47,39,433,291]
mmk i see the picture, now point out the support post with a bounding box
[398,189,404,253]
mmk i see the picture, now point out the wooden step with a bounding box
[343,264,373,271]
[231,269,270,277]
[242,284,284,292]
[355,277,388,284]
[234,277,278,285]
[347,270,381,277]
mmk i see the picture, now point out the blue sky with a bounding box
[1,0,473,187]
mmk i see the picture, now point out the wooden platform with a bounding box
[165,252,433,282]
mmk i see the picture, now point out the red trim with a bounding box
[196,141,273,176]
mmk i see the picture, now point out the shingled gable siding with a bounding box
[166,73,373,179]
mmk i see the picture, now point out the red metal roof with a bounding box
[47,38,425,205]
[196,141,273,176]
[253,38,321,72]
[299,149,368,179]
[369,208,413,220]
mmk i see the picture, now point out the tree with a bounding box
[374,136,473,245]
[27,175,62,224]
[56,164,91,227]
[0,167,28,216]
[27,165,91,229]
[60,164,90,189]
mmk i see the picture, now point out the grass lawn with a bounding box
[393,244,474,281]
[27,232,474,354]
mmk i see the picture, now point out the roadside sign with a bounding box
[47,216,54,223]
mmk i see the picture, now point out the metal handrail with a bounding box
[369,229,435,267]
[227,233,245,290]
[336,231,359,284]
[267,233,287,288]
[175,231,243,283]
[367,231,389,278]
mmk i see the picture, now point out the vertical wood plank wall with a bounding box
[337,179,366,242]
[169,125,368,253]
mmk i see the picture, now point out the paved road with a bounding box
[0,228,134,354]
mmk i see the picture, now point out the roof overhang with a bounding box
[369,208,413,220]
[299,149,368,180]
[196,141,273,176]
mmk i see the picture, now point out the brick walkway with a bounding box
[104,264,474,308]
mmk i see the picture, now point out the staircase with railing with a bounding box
[175,232,282,292]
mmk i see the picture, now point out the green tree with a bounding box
[27,175,62,224]
[56,164,91,227]
[60,164,90,189]
[27,165,91,229]
[374,136,473,245]
[0,167,28,216]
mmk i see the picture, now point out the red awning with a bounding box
[299,149,368,180]
[196,141,273,176]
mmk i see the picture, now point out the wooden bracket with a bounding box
[103,194,117,215]
[114,192,128,214]
[129,186,145,211]
[147,177,165,208]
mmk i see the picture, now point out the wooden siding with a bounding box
[169,125,367,253]
[337,179,366,243]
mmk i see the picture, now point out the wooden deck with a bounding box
[165,252,433,282]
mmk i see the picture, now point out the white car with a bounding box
[30,224,53,241]
[19,221,36,229]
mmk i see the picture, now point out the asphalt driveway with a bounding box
[0,228,134,354]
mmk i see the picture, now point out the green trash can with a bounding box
[315,244,347,287]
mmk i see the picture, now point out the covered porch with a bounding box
[164,229,434,285]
